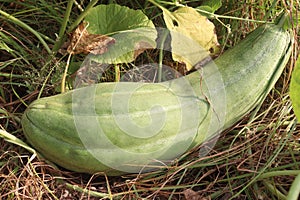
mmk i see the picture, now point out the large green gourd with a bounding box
[21,22,292,176]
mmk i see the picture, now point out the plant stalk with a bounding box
[67,0,99,33]
[52,0,74,53]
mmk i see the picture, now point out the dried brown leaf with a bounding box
[67,23,115,55]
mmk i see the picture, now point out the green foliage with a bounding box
[0,0,299,199]
[290,57,300,121]
[197,0,222,14]
[85,4,157,64]
[287,172,300,200]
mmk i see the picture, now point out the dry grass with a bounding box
[1,0,299,199]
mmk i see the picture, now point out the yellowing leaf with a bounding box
[163,6,219,70]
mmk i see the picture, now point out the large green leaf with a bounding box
[84,4,157,64]
[290,57,300,121]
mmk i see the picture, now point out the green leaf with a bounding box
[287,172,300,200]
[162,6,219,70]
[290,57,300,121]
[198,0,222,14]
[84,4,157,64]
[197,5,214,14]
